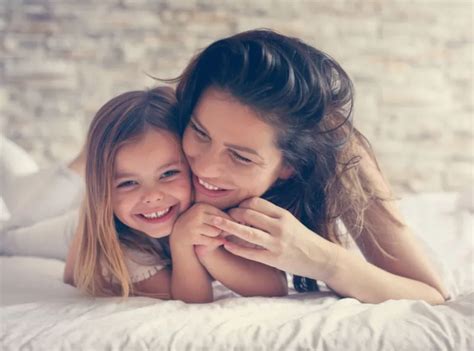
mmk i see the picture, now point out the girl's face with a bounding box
[112,128,192,238]
[182,88,292,210]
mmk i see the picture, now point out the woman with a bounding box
[3,29,448,304]
[170,29,449,304]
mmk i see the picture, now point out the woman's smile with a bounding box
[193,175,233,198]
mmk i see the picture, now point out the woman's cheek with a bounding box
[181,129,195,159]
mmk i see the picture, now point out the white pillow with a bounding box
[0,135,39,222]
[0,135,39,177]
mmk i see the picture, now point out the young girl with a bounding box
[63,86,287,302]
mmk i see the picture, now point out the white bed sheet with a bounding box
[1,192,473,350]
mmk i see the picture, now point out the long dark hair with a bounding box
[173,29,396,292]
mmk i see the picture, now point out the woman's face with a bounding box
[182,88,292,210]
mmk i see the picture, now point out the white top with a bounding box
[103,241,171,284]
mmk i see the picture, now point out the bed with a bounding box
[1,138,473,350]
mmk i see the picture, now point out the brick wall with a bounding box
[2,0,473,193]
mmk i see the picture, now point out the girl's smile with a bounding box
[134,204,177,223]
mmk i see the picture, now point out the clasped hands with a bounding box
[170,197,337,281]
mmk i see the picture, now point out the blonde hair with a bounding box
[74,86,178,298]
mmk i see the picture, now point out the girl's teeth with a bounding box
[198,178,222,191]
[142,207,171,219]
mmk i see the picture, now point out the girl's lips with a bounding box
[134,204,177,224]
[193,175,232,198]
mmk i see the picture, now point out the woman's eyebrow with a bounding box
[223,143,263,160]
[190,116,209,133]
[191,115,264,160]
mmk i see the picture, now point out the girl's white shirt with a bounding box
[102,240,171,284]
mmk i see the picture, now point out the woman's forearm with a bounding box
[170,244,213,303]
[320,242,446,304]
[199,247,288,297]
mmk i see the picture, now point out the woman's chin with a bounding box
[194,193,240,210]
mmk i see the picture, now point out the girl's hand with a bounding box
[212,197,338,281]
[170,203,227,256]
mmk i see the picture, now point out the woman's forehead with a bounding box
[193,88,278,149]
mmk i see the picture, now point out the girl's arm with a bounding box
[168,203,224,303]
[169,242,214,303]
[131,268,172,299]
[196,247,288,297]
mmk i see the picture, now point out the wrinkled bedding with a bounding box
[1,192,473,350]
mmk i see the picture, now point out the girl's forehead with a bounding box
[114,129,183,167]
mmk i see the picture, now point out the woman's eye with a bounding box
[230,150,252,164]
[190,121,209,140]
[160,170,180,179]
[117,180,138,188]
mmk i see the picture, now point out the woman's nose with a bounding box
[192,148,222,178]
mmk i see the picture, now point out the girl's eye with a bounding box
[117,180,138,188]
[230,150,252,164]
[160,169,180,179]
[190,121,210,141]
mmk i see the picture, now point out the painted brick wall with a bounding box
[1,0,473,193]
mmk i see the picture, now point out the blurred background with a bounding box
[1,0,472,194]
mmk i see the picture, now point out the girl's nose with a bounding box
[142,188,165,204]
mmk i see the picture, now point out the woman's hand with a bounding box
[212,197,339,282]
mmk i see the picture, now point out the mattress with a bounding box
[1,192,473,350]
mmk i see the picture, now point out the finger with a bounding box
[238,197,284,219]
[196,235,225,247]
[198,204,231,219]
[228,207,277,233]
[189,202,231,220]
[223,241,273,266]
[209,216,272,248]
[200,223,223,238]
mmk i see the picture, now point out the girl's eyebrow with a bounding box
[190,115,264,161]
[114,161,181,179]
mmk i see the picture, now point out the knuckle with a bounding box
[244,228,256,241]
[194,203,206,212]
[248,197,260,208]
[229,208,243,222]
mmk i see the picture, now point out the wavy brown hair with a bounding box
[172,29,402,292]
[74,86,177,298]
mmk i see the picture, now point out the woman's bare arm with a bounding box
[332,144,450,303]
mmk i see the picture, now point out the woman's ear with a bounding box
[278,164,294,180]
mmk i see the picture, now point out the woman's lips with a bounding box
[193,175,231,198]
